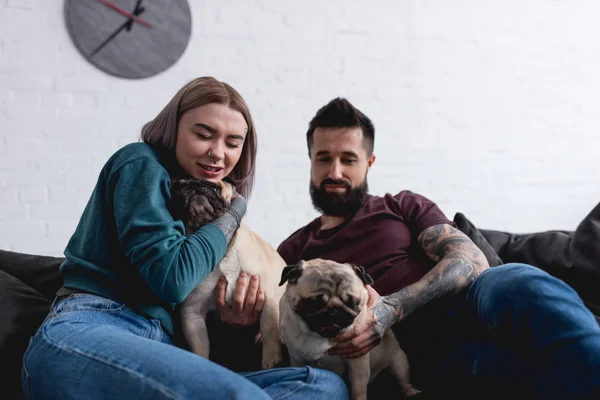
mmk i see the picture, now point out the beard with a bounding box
[310,177,369,217]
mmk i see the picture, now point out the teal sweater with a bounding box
[60,143,227,335]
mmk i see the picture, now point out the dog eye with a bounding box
[302,294,327,312]
[344,296,360,309]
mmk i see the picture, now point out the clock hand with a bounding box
[99,0,152,29]
[89,19,130,57]
[90,1,147,57]
[126,0,144,32]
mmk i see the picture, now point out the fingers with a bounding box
[332,329,374,351]
[213,273,264,327]
[253,288,265,319]
[332,318,376,342]
[332,327,357,343]
[244,274,260,313]
[329,330,381,358]
[232,272,248,314]
[337,336,380,359]
[215,275,227,309]
[365,285,380,308]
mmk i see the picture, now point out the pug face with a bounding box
[279,258,374,338]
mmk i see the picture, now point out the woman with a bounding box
[22,77,348,400]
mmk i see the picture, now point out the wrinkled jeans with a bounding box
[22,293,349,400]
[392,263,600,400]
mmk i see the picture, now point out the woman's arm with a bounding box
[109,157,234,304]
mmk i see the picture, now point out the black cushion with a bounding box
[566,201,600,319]
[0,249,64,300]
[453,203,600,323]
[453,212,504,267]
[0,250,64,400]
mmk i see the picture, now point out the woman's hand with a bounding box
[328,285,396,359]
[215,272,265,328]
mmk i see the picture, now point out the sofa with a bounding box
[2,202,599,400]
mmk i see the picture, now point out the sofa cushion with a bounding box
[0,250,64,400]
[454,203,600,323]
[453,212,504,267]
[0,249,64,300]
[567,201,600,320]
[0,270,53,399]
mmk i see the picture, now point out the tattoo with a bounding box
[383,223,490,324]
[372,299,396,335]
[211,212,239,242]
[210,196,246,243]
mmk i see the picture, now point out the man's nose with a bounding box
[328,162,343,180]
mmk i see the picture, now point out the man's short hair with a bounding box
[306,97,375,156]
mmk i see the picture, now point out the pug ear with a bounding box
[351,264,374,285]
[279,261,304,286]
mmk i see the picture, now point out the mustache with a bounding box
[320,178,351,189]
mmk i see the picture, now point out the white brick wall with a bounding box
[1,0,599,257]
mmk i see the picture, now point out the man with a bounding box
[277,98,600,399]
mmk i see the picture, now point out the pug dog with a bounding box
[279,258,420,400]
[170,177,287,369]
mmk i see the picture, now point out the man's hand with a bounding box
[215,272,265,328]
[209,272,264,370]
[328,285,397,359]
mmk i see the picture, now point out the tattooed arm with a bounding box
[330,223,489,358]
[210,196,247,242]
[382,223,489,324]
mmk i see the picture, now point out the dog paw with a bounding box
[403,387,421,398]
[262,355,282,370]
[261,342,283,370]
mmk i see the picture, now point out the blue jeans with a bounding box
[394,263,600,400]
[22,294,349,400]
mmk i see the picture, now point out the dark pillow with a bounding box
[0,250,64,400]
[453,213,504,267]
[0,270,53,400]
[480,228,573,279]
[571,201,600,276]
[0,250,64,300]
[454,205,600,324]
[568,201,600,320]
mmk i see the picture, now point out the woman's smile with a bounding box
[198,163,224,178]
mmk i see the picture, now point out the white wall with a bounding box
[1,0,599,257]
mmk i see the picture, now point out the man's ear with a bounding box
[351,264,374,285]
[367,153,376,171]
[279,261,305,286]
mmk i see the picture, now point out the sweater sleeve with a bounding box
[108,157,227,304]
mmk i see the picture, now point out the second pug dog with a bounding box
[171,177,287,369]
[279,258,420,400]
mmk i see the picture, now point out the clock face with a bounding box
[64,0,192,79]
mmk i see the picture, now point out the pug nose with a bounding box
[329,308,340,317]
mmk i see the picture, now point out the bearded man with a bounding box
[277,98,600,400]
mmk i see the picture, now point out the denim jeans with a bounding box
[393,263,600,400]
[22,293,349,400]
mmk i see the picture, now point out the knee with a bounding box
[310,367,349,400]
[468,263,577,311]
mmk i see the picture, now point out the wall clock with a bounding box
[64,0,192,79]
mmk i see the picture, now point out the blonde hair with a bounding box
[141,77,256,198]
